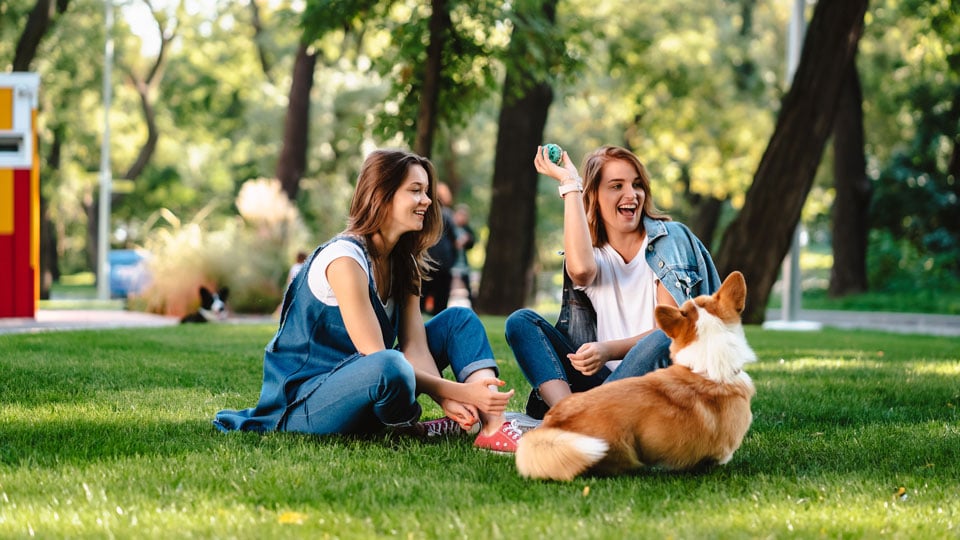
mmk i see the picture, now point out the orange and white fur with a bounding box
[515,271,756,481]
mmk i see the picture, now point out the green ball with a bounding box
[544,143,563,165]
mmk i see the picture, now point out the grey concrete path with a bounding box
[0,309,276,335]
[764,309,960,337]
[0,308,956,337]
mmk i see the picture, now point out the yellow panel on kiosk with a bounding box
[0,87,12,129]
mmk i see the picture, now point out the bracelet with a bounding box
[558,178,583,198]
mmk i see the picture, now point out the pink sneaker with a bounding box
[473,419,523,454]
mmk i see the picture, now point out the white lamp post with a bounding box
[97,0,114,300]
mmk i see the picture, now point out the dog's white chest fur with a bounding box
[673,306,757,384]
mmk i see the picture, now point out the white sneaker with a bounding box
[505,411,542,433]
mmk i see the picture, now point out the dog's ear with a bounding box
[218,287,229,301]
[655,304,685,339]
[716,271,747,314]
[199,286,213,304]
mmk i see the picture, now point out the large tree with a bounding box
[829,54,871,297]
[475,0,559,314]
[275,41,316,201]
[413,0,449,158]
[12,0,69,70]
[713,0,869,323]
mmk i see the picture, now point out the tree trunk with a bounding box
[39,126,64,299]
[475,0,557,315]
[276,42,317,201]
[688,196,724,252]
[13,0,69,71]
[248,0,274,84]
[413,0,448,158]
[829,56,871,297]
[121,77,159,181]
[713,0,868,324]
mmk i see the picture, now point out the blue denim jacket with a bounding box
[555,216,720,348]
[214,235,398,432]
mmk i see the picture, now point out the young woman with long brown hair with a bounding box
[216,149,522,452]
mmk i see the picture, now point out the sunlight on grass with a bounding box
[908,362,960,376]
[2,323,959,538]
[758,358,888,371]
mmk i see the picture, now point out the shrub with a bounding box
[134,179,308,317]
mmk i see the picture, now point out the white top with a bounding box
[307,239,395,314]
[577,237,657,371]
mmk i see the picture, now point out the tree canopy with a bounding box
[2,0,956,316]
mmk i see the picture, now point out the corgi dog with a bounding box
[180,286,230,324]
[515,271,756,481]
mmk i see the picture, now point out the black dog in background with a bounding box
[180,286,229,323]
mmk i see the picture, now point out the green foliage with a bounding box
[866,229,960,295]
[301,0,383,37]
[765,241,960,314]
[4,0,958,308]
[136,179,308,317]
[301,0,572,150]
[859,0,960,283]
[1,323,959,537]
[544,0,787,215]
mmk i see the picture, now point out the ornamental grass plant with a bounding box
[1,319,958,538]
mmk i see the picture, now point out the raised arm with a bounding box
[533,146,596,286]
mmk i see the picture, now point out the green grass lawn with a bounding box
[1,319,958,538]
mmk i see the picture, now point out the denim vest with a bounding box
[554,216,720,348]
[214,235,399,432]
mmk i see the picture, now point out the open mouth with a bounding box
[618,204,638,218]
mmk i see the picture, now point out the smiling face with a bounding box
[595,158,646,236]
[580,146,664,248]
[386,164,432,238]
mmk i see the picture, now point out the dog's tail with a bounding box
[515,427,609,481]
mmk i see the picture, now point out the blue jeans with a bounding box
[283,306,497,434]
[504,308,672,394]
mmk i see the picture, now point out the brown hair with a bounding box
[345,149,442,298]
[579,146,670,247]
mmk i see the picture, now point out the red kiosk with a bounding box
[0,73,41,319]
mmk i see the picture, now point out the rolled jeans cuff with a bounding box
[455,358,499,383]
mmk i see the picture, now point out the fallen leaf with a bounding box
[278,511,308,525]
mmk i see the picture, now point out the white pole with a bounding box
[97,0,114,300]
[781,0,806,322]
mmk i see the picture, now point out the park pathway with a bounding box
[0,308,956,336]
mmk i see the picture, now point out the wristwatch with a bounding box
[558,178,583,197]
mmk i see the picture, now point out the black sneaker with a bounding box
[410,417,479,437]
[524,389,549,420]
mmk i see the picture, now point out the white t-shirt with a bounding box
[577,237,657,371]
[307,239,395,314]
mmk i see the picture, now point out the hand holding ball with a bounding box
[544,144,563,166]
